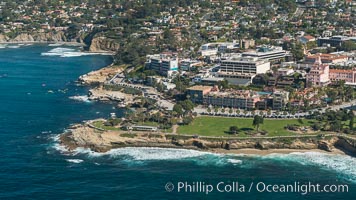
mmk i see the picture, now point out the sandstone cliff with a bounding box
[60,124,355,155]
[0,34,9,42]
[89,37,120,52]
[0,31,70,43]
[32,32,67,42]
[12,33,34,42]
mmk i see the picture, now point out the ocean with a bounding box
[0,45,355,199]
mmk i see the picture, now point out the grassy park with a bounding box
[177,116,316,137]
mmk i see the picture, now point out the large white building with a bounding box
[199,42,239,57]
[242,45,288,62]
[146,54,178,77]
[218,56,271,85]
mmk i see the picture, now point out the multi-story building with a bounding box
[242,45,289,62]
[317,35,351,47]
[239,39,255,49]
[276,68,295,77]
[187,85,291,110]
[329,68,356,84]
[218,56,271,85]
[306,57,331,87]
[305,53,348,64]
[186,85,215,104]
[203,90,261,109]
[271,91,290,110]
[146,54,178,76]
[199,42,239,57]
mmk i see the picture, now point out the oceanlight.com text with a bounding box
[165,181,349,195]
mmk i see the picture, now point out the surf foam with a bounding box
[41,47,113,57]
[66,159,84,164]
[69,95,91,103]
[260,152,356,183]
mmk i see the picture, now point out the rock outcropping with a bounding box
[0,34,9,42]
[89,37,120,52]
[60,123,355,155]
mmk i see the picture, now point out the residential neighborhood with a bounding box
[1,0,356,131]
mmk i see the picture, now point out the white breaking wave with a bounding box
[71,147,239,166]
[66,159,84,164]
[7,45,20,48]
[51,134,70,154]
[261,152,356,183]
[106,147,214,161]
[73,147,213,160]
[48,43,64,47]
[41,47,113,57]
[51,140,356,182]
[69,95,91,103]
[227,158,242,165]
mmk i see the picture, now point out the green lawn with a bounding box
[177,116,315,137]
[92,121,120,131]
[136,121,172,133]
[136,121,160,126]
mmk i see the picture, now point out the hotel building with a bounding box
[306,57,330,87]
[218,56,271,85]
[329,68,356,84]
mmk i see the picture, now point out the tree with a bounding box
[340,41,356,51]
[229,108,233,115]
[221,108,225,113]
[312,122,322,131]
[298,118,304,124]
[330,120,342,132]
[229,126,238,134]
[253,116,264,131]
[349,111,354,131]
[173,104,184,117]
[181,99,194,112]
[182,116,193,125]
[214,107,219,113]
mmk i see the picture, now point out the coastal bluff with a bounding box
[59,123,356,156]
[88,37,120,53]
[0,32,68,43]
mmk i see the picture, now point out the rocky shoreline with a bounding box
[59,123,356,156]
[0,32,120,53]
[78,64,123,85]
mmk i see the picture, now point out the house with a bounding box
[299,35,316,44]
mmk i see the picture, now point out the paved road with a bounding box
[108,81,175,111]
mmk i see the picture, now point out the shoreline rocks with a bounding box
[59,123,356,156]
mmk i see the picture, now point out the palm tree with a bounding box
[236,109,241,115]
[221,107,225,114]
[243,110,248,115]
[229,108,233,115]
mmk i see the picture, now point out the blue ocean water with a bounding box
[0,45,355,199]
